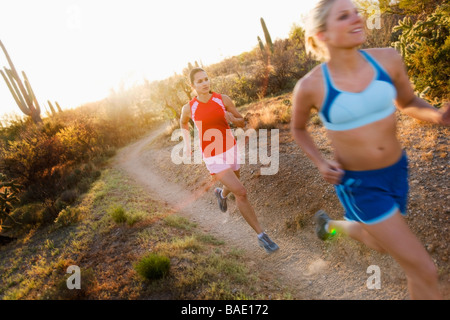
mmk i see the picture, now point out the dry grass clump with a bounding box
[246,99,292,130]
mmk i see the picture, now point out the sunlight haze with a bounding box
[0,0,314,119]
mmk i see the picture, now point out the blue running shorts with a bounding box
[335,151,409,225]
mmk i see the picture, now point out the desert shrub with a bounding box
[125,210,145,226]
[0,173,22,228]
[8,203,46,227]
[56,121,98,163]
[230,75,260,105]
[0,99,152,209]
[108,205,127,224]
[108,205,143,226]
[1,128,66,202]
[134,253,170,280]
[212,74,260,106]
[59,189,79,205]
[392,4,450,101]
[54,206,82,227]
[0,116,29,143]
[247,100,292,130]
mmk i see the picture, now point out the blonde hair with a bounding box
[305,0,339,61]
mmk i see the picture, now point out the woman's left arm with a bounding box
[390,48,450,126]
[222,94,246,128]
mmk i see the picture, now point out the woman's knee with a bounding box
[417,259,439,283]
[359,228,387,253]
[233,186,247,198]
[400,252,439,285]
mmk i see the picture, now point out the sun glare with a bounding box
[0,0,314,118]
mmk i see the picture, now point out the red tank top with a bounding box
[189,92,236,158]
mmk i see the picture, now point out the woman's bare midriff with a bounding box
[327,114,403,171]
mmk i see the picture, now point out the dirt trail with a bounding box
[113,123,410,300]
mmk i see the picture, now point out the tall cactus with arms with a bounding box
[260,17,274,54]
[0,39,42,124]
[257,18,274,98]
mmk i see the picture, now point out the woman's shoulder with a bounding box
[213,91,228,98]
[362,47,399,56]
[362,48,403,66]
[362,47,404,77]
[182,102,191,110]
[214,92,232,104]
[294,64,324,96]
[293,64,325,109]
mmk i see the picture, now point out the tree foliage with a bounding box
[379,0,447,17]
[0,173,22,228]
[392,3,450,101]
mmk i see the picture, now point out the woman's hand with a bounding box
[318,160,345,185]
[225,111,235,123]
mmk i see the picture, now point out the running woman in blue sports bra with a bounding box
[291,0,449,300]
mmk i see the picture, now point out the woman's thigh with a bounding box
[361,211,433,275]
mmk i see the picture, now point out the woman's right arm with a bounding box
[180,103,192,158]
[291,77,344,185]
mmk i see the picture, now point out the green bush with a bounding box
[54,206,82,227]
[393,4,450,101]
[8,203,46,227]
[134,253,170,280]
[59,189,79,205]
[1,128,66,202]
[108,205,127,224]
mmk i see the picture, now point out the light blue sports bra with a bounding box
[319,50,397,131]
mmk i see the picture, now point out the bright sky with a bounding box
[0,0,315,119]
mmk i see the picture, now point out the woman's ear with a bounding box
[316,31,327,42]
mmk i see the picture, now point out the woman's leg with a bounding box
[329,220,387,253]
[214,168,263,235]
[221,169,240,198]
[347,212,441,299]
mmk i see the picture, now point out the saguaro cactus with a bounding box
[260,18,274,54]
[55,101,63,113]
[47,100,57,116]
[257,18,275,98]
[0,39,42,124]
[257,36,265,53]
[257,18,274,57]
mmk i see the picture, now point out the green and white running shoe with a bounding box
[314,210,335,240]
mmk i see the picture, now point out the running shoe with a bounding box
[258,233,279,254]
[314,210,333,240]
[214,187,227,212]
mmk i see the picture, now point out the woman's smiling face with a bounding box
[318,0,366,50]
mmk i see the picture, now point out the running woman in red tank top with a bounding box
[189,91,236,159]
[180,68,279,254]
